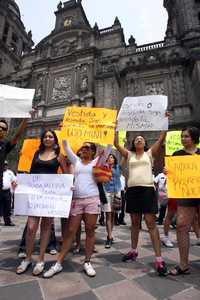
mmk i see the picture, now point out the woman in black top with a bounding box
[170,127,200,275]
[16,130,67,275]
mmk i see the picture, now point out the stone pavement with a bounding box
[0,216,200,300]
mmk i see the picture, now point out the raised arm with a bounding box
[10,119,27,145]
[10,109,36,145]
[151,131,167,157]
[62,140,78,165]
[114,130,128,159]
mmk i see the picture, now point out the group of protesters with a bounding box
[0,114,200,279]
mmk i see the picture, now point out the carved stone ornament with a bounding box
[51,39,77,57]
[64,18,72,28]
[51,75,72,102]
[145,82,165,95]
[80,76,88,91]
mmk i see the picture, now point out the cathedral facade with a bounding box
[0,0,200,140]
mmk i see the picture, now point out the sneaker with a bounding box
[32,261,45,276]
[122,250,138,262]
[43,262,63,278]
[18,249,27,259]
[73,247,81,255]
[83,262,96,277]
[105,238,112,249]
[155,260,168,276]
[49,248,57,255]
[162,237,174,248]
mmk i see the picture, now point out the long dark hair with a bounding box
[181,127,200,145]
[39,129,60,155]
[108,153,118,168]
[130,136,149,152]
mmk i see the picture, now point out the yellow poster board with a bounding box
[18,139,40,172]
[61,107,117,146]
[165,156,200,198]
[166,131,200,156]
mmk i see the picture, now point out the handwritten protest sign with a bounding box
[61,107,117,145]
[18,139,40,172]
[117,95,168,131]
[165,156,200,198]
[166,131,200,155]
[0,84,35,118]
[14,174,74,218]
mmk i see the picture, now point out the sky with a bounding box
[16,0,168,46]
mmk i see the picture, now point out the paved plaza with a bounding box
[0,216,200,300]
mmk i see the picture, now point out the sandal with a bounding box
[170,265,190,276]
[32,261,45,276]
[16,260,32,274]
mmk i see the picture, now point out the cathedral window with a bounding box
[198,12,200,24]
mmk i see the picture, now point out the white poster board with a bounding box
[0,84,35,118]
[14,174,74,218]
[117,95,168,131]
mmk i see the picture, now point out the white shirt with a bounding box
[73,159,99,198]
[2,169,16,190]
[63,141,99,198]
[127,150,154,187]
[154,173,167,191]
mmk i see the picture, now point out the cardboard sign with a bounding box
[0,84,34,118]
[165,156,200,198]
[166,131,200,156]
[14,174,74,218]
[117,95,168,131]
[61,107,117,145]
[18,139,40,173]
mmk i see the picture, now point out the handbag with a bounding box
[93,165,112,183]
[113,194,122,211]
[93,151,112,183]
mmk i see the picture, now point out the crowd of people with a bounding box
[0,117,200,279]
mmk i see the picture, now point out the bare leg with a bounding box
[83,214,98,261]
[106,212,114,240]
[130,213,141,249]
[176,206,197,269]
[26,216,40,260]
[163,209,176,237]
[192,214,200,239]
[57,214,83,264]
[61,218,69,241]
[74,224,81,250]
[144,213,161,257]
[39,217,53,262]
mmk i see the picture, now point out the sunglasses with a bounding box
[0,126,7,131]
[81,145,91,150]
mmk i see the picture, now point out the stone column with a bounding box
[87,62,93,93]
[0,16,5,38]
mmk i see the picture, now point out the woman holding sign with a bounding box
[170,127,200,275]
[114,130,168,276]
[16,130,67,275]
[43,141,111,278]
